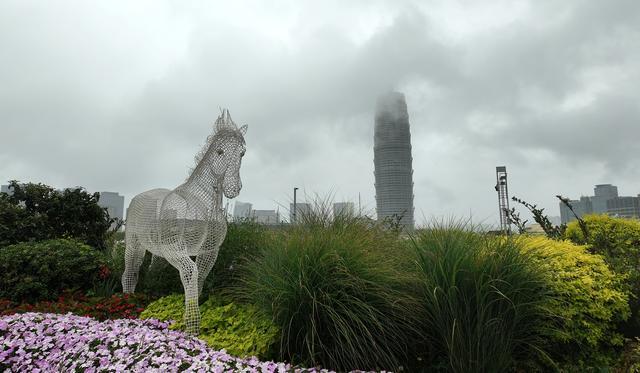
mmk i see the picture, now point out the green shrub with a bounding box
[565,214,640,336]
[0,239,106,302]
[140,294,278,359]
[212,219,268,290]
[519,235,630,368]
[0,181,116,250]
[409,225,555,372]
[613,338,640,373]
[232,213,418,371]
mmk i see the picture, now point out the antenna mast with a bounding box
[495,166,511,234]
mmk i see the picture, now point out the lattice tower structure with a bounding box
[374,92,415,230]
[495,166,511,233]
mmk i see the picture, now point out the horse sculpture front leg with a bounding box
[195,247,220,296]
[164,247,201,336]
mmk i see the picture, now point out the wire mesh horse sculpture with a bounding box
[122,109,247,335]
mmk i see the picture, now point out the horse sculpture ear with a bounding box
[239,124,248,136]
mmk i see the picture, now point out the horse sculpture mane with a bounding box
[191,109,241,174]
[122,109,247,335]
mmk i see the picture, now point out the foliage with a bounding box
[504,206,528,234]
[512,195,566,239]
[557,195,589,240]
[616,338,640,373]
[232,211,418,372]
[212,219,268,290]
[0,239,106,302]
[0,312,305,372]
[0,180,117,250]
[565,214,640,336]
[408,224,556,372]
[140,294,279,359]
[0,292,149,321]
[89,240,134,298]
[519,235,630,367]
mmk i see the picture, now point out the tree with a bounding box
[0,180,116,250]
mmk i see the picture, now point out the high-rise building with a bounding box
[98,192,124,228]
[591,184,619,214]
[607,196,640,219]
[0,184,12,195]
[373,92,415,229]
[251,210,280,225]
[333,202,355,218]
[290,202,311,223]
[233,201,253,220]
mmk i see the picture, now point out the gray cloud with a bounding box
[1,0,639,226]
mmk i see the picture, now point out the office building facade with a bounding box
[98,192,125,229]
[333,202,355,217]
[251,210,280,225]
[373,92,415,229]
[289,202,311,223]
[233,201,253,220]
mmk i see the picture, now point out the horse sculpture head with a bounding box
[195,109,247,198]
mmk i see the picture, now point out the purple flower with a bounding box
[0,313,343,372]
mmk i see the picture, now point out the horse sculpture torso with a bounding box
[127,186,225,257]
[122,110,247,335]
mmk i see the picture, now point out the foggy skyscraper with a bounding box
[374,92,415,229]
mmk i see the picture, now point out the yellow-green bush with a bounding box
[519,236,630,366]
[565,214,640,335]
[139,294,279,359]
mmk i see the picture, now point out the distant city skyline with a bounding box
[560,183,640,223]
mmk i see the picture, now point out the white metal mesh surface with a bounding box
[122,109,247,335]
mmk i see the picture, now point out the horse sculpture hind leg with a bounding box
[122,233,146,293]
[122,191,166,294]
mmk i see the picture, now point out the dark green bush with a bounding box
[565,214,640,336]
[140,294,278,359]
[0,239,106,302]
[409,225,556,372]
[0,181,115,249]
[232,213,418,371]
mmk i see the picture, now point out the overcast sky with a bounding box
[1,0,639,227]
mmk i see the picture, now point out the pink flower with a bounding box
[0,313,335,372]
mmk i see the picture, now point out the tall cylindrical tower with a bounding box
[374,92,415,229]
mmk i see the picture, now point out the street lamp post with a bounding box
[293,187,299,224]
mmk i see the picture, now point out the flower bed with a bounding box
[0,312,331,372]
[0,292,149,321]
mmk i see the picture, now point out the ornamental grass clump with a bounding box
[234,204,418,371]
[409,223,556,372]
